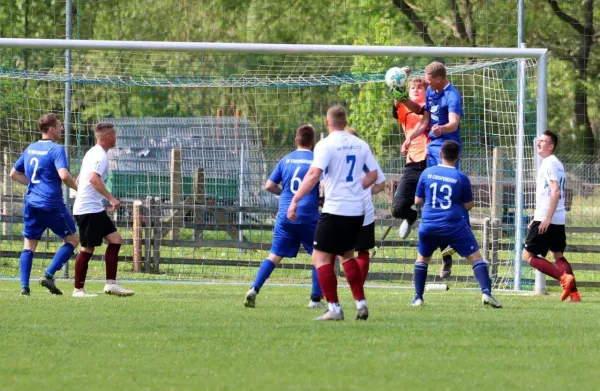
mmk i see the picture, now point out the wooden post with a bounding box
[2,148,11,236]
[491,147,504,221]
[132,200,143,272]
[491,218,500,280]
[193,168,205,240]
[144,196,153,273]
[152,197,161,273]
[170,148,182,240]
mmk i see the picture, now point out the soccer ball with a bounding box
[384,66,411,89]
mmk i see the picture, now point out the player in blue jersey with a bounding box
[411,140,501,308]
[9,113,79,296]
[401,61,464,277]
[244,125,324,309]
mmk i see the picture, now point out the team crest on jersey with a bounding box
[430,105,439,113]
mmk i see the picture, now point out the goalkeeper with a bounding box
[391,63,460,278]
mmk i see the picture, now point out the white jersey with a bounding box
[73,145,109,215]
[312,130,380,216]
[533,154,566,225]
[362,166,386,226]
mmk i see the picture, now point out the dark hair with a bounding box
[441,140,460,161]
[543,130,558,151]
[39,113,59,133]
[296,124,315,148]
[327,105,347,129]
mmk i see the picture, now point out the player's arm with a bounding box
[407,111,431,142]
[539,179,560,234]
[51,146,77,191]
[362,145,380,189]
[89,172,120,209]
[264,180,281,196]
[9,154,28,186]
[398,99,423,115]
[9,167,28,186]
[58,168,78,191]
[371,166,386,195]
[435,91,462,135]
[265,160,283,196]
[291,167,321,201]
[460,173,474,211]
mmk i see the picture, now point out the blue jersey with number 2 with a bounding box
[13,140,69,209]
[269,149,320,224]
[416,165,472,234]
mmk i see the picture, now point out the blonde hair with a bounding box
[425,61,447,79]
[327,105,347,129]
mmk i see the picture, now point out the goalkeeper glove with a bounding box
[390,86,408,102]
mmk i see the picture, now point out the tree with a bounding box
[530,0,598,155]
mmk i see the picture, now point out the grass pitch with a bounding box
[1,281,598,390]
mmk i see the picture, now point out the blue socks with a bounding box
[310,266,323,301]
[19,250,34,288]
[45,242,75,278]
[472,259,492,295]
[251,259,276,293]
[414,261,428,299]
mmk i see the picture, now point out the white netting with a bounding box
[0,46,539,289]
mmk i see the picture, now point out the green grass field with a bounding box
[1,281,599,390]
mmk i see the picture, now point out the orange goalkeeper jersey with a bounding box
[397,101,428,163]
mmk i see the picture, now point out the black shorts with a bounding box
[313,213,364,256]
[525,221,566,257]
[75,210,117,247]
[355,222,375,252]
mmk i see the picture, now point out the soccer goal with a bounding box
[0,39,548,292]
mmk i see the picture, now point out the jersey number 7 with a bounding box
[346,155,356,182]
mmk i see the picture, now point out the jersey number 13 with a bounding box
[430,182,452,209]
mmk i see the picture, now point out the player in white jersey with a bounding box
[345,128,386,284]
[71,122,134,297]
[522,130,579,302]
[287,105,380,321]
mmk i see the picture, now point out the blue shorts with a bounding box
[418,223,478,258]
[23,203,77,240]
[427,153,461,171]
[270,220,317,258]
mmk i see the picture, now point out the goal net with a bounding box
[0,42,542,290]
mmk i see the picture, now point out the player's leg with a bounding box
[451,225,502,308]
[412,228,438,305]
[413,231,436,306]
[313,249,343,321]
[394,162,424,239]
[72,214,97,297]
[244,221,296,307]
[548,225,578,301]
[521,221,572,300]
[354,222,375,284]
[299,221,325,309]
[19,204,44,295]
[42,204,79,289]
[103,229,134,296]
[19,238,38,296]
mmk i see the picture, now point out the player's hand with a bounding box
[287,201,298,221]
[401,139,411,155]
[390,86,408,102]
[431,124,442,137]
[108,196,121,211]
[538,217,551,234]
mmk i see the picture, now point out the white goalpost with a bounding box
[0,38,548,292]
